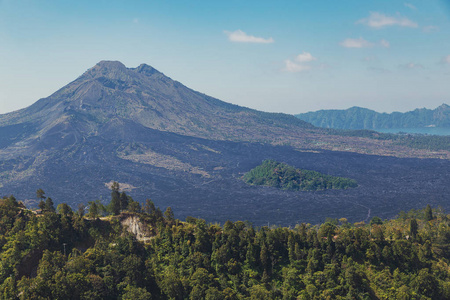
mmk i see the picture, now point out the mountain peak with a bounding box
[80,61,164,82]
[135,63,162,76]
[96,60,126,69]
[81,60,130,80]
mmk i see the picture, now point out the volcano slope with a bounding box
[0,61,449,226]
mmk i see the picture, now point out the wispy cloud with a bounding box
[441,55,450,64]
[295,52,316,62]
[404,3,417,10]
[357,12,418,29]
[283,52,317,73]
[380,39,390,48]
[399,62,424,69]
[284,60,312,72]
[340,38,374,48]
[224,30,274,44]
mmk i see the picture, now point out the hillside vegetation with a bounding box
[243,160,357,191]
[1,190,449,299]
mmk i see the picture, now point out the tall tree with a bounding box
[110,181,121,215]
[120,192,129,211]
[111,181,120,192]
[110,194,121,216]
[77,203,85,217]
[36,188,46,201]
[128,197,141,213]
[87,200,100,218]
[144,199,156,216]
[164,207,175,222]
[45,197,55,212]
[424,205,433,221]
[38,200,46,211]
[410,218,418,240]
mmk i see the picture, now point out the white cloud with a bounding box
[399,62,424,69]
[340,38,374,48]
[423,25,439,33]
[295,52,316,62]
[283,52,317,73]
[224,30,274,44]
[441,55,450,64]
[380,39,390,48]
[283,60,311,73]
[357,12,418,29]
[404,3,417,10]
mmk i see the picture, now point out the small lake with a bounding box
[375,127,450,136]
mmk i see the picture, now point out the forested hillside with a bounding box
[296,104,450,130]
[1,191,449,299]
[243,160,357,191]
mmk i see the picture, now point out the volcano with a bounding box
[0,61,449,225]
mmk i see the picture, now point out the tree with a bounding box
[120,192,129,211]
[111,181,120,192]
[412,268,439,298]
[164,207,175,222]
[121,285,152,300]
[370,216,383,226]
[410,218,418,240]
[5,195,18,207]
[144,199,156,216]
[128,198,141,213]
[57,203,73,217]
[46,197,56,212]
[155,208,164,222]
[38,200,46,211]
[87,200,100,218]
[36,188,46,201]
[110,187,121,216]
[424,204,433,221]
[77,203,85,217]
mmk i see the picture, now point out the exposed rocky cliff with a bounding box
[119,213,155,243]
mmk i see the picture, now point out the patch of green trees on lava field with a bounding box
[243,160,357,191]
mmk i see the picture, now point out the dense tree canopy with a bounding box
[0,192,449,299]
[243,160,357,191]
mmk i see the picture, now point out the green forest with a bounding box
[1,188,449,299]
[243,160,357,191]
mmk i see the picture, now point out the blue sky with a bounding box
[0,0,449,114]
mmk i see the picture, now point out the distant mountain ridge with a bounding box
[295,104,450,130]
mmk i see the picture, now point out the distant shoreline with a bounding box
[375,127,450,136]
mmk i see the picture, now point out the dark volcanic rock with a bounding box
[0,61,449,226]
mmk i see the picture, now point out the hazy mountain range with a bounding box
[0,61,449,225]
[296,104,450,130]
